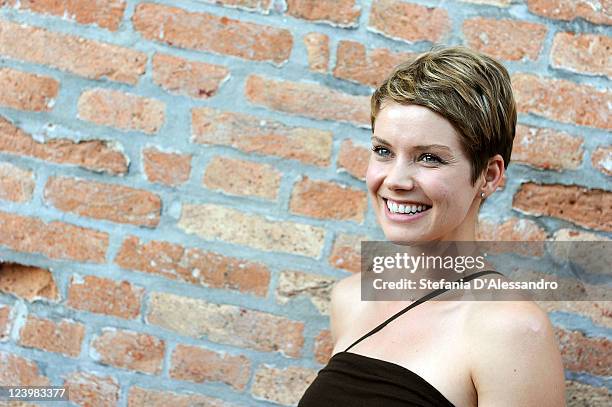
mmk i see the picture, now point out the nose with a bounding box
[383,160,416,192]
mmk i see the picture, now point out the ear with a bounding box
[480,154,505,197]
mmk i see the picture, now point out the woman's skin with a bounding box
[329,102,566,407]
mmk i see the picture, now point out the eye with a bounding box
[420,153,444,164]
[371,145,391,157]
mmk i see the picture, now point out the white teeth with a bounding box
[386,200,430,214]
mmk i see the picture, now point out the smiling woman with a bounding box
[298,45,566,407]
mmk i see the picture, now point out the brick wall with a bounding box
[0,0,610,406]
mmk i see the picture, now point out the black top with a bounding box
[298,270,504,407]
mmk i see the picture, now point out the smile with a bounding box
[382,198,432,222]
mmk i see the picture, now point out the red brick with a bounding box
[555,327,611,376]
[67,275,143,319]
[170,344,250,390]
[142,147,191,186]
[0,352,49,386]
[512,73,611,130]
[192,107,333,167]
[44,176,161,227]
[333,40,413,87]
[0,67,58,111]
[5,0,126,31]
[289,176,368,222]
[476,217,548,241]
[91,328,165,374]
[0,162,34,202]
[463,18,547,61]
[251,365,318,405]
[314,329,333,364]
[152,53,229,99]
[0,116,128,175]
[526,0,612,25]
[64,371,119,407]
[460,0,511,5]
[0,305,11,342]
[337,138,369,180]
[368,0,450,44]
[303,32,329,73]
[329,233,366,273]
[566,380,612,406]
[0,211,108,263]
[0,263,59,302]
[196,0,273,14]
[78,88,165,134]
[245,75,370,127]
[512,125,583,170]
[551,32,611,78]
[203,156,281,200]
[132,3,292,65]
[178,203,326,258]
[115,236,270,297]
[0,20,146,84]
[147,292,305,357]
[286,0,361,27]
[591,146,612,176]
[128,386,239,407]
[513,183,612,232]
[19,316,84,357]
[276,270,335,315]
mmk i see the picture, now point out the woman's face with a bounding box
[366,102,483,243]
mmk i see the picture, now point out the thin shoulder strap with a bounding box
[344,270,503,352]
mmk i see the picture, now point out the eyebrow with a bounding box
[371,136,453,153]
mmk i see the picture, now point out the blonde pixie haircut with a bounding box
[371,45,517,186]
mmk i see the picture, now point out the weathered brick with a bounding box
[19,316,84,357]
[170,344,250,390]
[0,117,128,175]
[0,305,11,342]
[526,0,612,25]
[251,365,318,406]
[195,0,273,14]
[333,40,413,87]
[0,211,108,263]
[303,32,329,73]
[152,53,229,99]
[512,125,583,170]
[128,386,238,407]
[286,0,360,27]
[3,0,126,31]
[314,329,333,364]
[555,327,611,376]
[512,73,611,130]
[64,371,119,407]
[147,292,304,357]
[289,176,368,222]
[0,263,59,302]
[0,19,146,84]
[203,156,281,200]
[0,67,58,111]
[463,18,547,61]
[115,236,270,297]
[192,107,333,167]
[245,75,371,127]
[0,352,49,386]
[565,380,612,406]
[337,138,369,180]
[591,146,612,176]
[142,147,191,186]
[476,217,548,241]
[513,183,612,232]
[44,176,161,227]
[539,300,611,329]
[460,0,511,6]
[551,32,612,78]
[78,88,165,134]
[132,3,292,65]
[276,270,335,315]
[0,162,34,202]
[91,328,165,374]
[368,0,450,44]
[178,203,325,258]
[329,233,367,273]
[67,275,143,319]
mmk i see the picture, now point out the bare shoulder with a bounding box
[329,272,362,346]
[464,300,566,406]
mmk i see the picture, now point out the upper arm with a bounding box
[468,302,566,407]
[329,274,357,346]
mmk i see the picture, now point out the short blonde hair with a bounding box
[371,45,517,186]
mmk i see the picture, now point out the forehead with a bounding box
[374,102,461,148]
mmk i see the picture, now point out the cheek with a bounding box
[365,161,384,192]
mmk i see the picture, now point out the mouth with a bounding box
[382,198,432,220]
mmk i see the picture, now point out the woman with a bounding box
[298,45,566,406]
